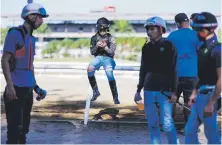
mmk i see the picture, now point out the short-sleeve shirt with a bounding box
[3,26,36,87]
[167,28,202,77]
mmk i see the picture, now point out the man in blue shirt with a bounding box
[167,13,202,133]
[1,2,48,144]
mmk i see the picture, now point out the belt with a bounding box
[96,54,113,58]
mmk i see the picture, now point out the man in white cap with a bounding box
[134,16,178,144]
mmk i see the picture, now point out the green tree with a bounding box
[131,37,147,52]
[62,39,75,48]
[1,27,10,44]
[61,39,75,57]
[110,20,134,33]
[61,38,90,49]
[74,39,90,48]
[115,37,146,52]
[125,54,137,61]
[42,40,61,58]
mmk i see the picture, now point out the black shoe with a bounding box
[17,133,26,144]
[113,97,120,104]
[109,80,120,104]
[91,89,100,101]
[88,76,100,101]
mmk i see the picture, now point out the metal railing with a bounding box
[0,62,141,73]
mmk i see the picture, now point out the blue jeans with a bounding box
[185,90,221,144]
[88,56,116,81]
[144,90,177,144]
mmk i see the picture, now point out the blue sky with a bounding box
[1,0,221,14]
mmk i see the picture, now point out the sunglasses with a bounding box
[99,27,108,32]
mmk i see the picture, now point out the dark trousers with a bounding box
[3,86,33,144]
[217,97,221,111]
[173,77,197,124]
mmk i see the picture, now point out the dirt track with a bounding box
[1,74,221,144]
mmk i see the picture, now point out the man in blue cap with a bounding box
[135,16,178,144]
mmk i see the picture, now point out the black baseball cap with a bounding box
[175,13,189,23]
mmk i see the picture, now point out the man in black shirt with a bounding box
[134,16,178,144]
[87,17,120,104]
[185,12,221,144]
[190,13,221,112]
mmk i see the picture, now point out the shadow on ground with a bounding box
[1,91,221,132]
[1,93,186,128]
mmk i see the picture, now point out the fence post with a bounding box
[84,85,92,125]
